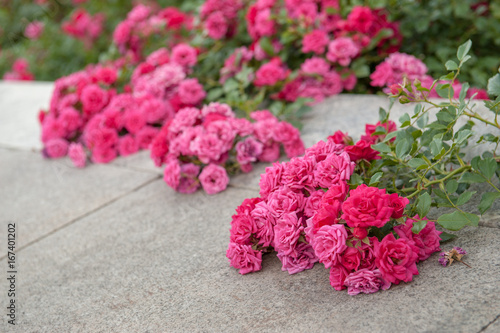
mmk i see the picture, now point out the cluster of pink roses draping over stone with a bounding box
[227,121,443,295]
[150,104,305,195]
[39,42,209,167]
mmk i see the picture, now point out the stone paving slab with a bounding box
[0,147,159,252]
[1,178,498,332]
[0,81,53,151]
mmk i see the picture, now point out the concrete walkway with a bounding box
[1,81,499,332]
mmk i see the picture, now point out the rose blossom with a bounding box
[251,201,275,247]
[118,135,139,156]
[313,152,355,188]
[258,162,285,199]
[25,21,44,39]
[301,57,330,75]
[163,157,181,190]
[199,163,229,195]
[277,243,318,274]
[388,193,410,219]
[178,79,206,105]
[81,84,108,115]
[329,264,349,291]
[236,136,264,166]
[394,216,442,261]
[302,30,329,54]
[341,184,393,228]
[254,58,288,86]
[328,130,352,146]
[230,213,257,245]
[226,242,262,275]
[345,139,380,162]
[171,43,197,67]
[45,138,69,158]
[312,224,348,268]
[91,146,117,164]
[177,163,201,194]
[205,11,228,39]
[326,37,360,66]
[68,142,86,168]
[374,233,419,284]
[304,189,325,217]
[344,269,391,295]
[273,212,304,257]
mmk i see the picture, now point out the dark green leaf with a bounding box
[379,107,387,122]
[437,211,479,231]
[439,232,457,242]
[459,172,486,183]
[478,192,500,214]
[349,173,364,186]
[446,180,458,194]
[478,158,497,179]
[259,37,275,56]
[395,139,410,158]
[223,78,239,93]
[411,218,428,234]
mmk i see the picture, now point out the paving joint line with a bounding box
[0,175,161,261]
[478,313,500,332]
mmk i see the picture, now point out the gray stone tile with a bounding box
[0,148,159,251]
[483,315,500,333]
[2,177,498,332]
[111,150,163,175]
[0,81,53,151]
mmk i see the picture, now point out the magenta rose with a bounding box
[45,138,69,158]
[394,215,442,261]
[68,143,86,168]
[258,162,285,199]
[81,84,108,115]
[273,212,304,257]
[118,135,139,157]
[230,213,257,245]
[199,163,229,195]
[344,139,380,162]
[311,224,348,268]
[374,233,419,284]
[163,157,181,190]
[267,186,305,219]
[177,163,201,194]
[329,264,349,291]
[304,189,325,217]
[341,184,393,228]
[282,157,315,190]
[277,243,318,275]
[341,247,362,271]
[226,242,262,275]
[313,152,355,188]
[388,193,410,219]
[344,269,391,295]
[251,201,276,247]
[236,136,264,165]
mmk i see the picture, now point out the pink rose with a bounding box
[258,161,285,199]
[81,84,108,115]
[205,11,228,39]
[59,107,83,133]
[230,213,257,245]
[341,246,362,271]
[273,212,304,257]
[236,136,264,165]
[322,181,349,204]
[135,126,160,149]
[388,193,410,219]
[25,21,44,39]
[284,138,306,158]
[344,139,380,161]
[177,163,201,194]
[124,109,147,134]
[302,30,329,54]
[45,138,69,158]
[258,142,281,162]
[199,163,229,195]
[251,201,276,247]
[326,37,360,66]
[341,184,393,228]
[313,152,355,188]
[273,121,300,144]
[374,233,419,284]
[178,78,206,105]
[304,189,325,217]
[190,132,225,164]
[329,264,349,291]
[163,157,181,190]
[306,200,341,239]
[282,157,315,190]
[68,143,86,168]
[254,58,289,86]
[344,269,391,295]
[301,57,330,75]
[394,216,442,261]
[328,130,352,146]
[91,146,117,164]
[311,224,348,268]
[277,243,318,274]
[171,43,197,67]
[118,135,139,156]
[226,242,262,275]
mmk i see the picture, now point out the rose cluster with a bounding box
[2,58,34,81]
[370,52,489,99]
[150,103,305,195]
[62,8,104,47]
[227,122,443,295]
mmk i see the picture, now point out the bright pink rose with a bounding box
[344,139,380,162]
[118,135,139,156]
[135,126,159,150]
[91,146,117,164]
[251,201,276,247]
[171,43,197,67]
[361,120,397,143]
[304,189,325,217]
[146,48,170,66]
[328,130,352,146]
[277,243,318,274]
[93,67,117,85]
[313,152,355,188]
[177,163,201,194]
[258,142,281,162]
[312,224,348,268]
[230,213,257,245]
[302,30,329,54]
[81,84,108,115]
[321,71,343,96]
[25,21,44,39]
[254,58,289,86]
[59,107,83,133]
[258,162,285,199]
[342,184,393,228]
[254,8,275,36]
[190,132,225,164]
[127,3,151,22]
[352,227,368,240]
[301,57,330,75]
[68,143,86,168]
[267,187,305,219]
[344,269,391,295]
[282,157,315,190]
[341,246,361,271]
[388,193,409,219]
[329,264,349,290]
[306,201,341,239]
[124,109,147,134]
[113,20,132,45]
[374,233,419,284]
[199,164,229,195]
[163,157,181,190]
[394,216,442,261]
[273,121,300,144]
[273,212,304,257]
[45,138,69,158]
[178,79,206,105]
[327,37,360,67]
[205,11,228,39]
[236,136,264,165]
[284,138,306,158]
[226,242,262,275]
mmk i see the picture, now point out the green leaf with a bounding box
[417,112,429,129]
[382,132,398,143]
[349,173,364,186]
[457,39,472,61]
[445,180,459,194]
[379,107,387,122]
[445,60,458,71]
[487,74,500,97]
[395,139,409,158]
[223,78,239,93]
[369,172,383,185]
[456,191,476,206]
[459,82,469,102]
[417,192,431,217]
[439,231,457,242]
[430,138,443,157]
[206,88,223,101]
[459,172,486,183]
[259,37,275,56]
[478,158,497,180]
[411,218,428,234]
[372,142,391,153]
[436,84,450,98]
[437,211,479,231]
[408,158,427,170]
[455,129,472,144]
[478,192,500,214]
[399,113,411,127]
